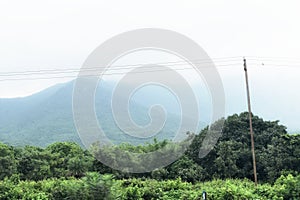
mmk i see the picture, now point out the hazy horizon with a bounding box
[1,0,300,132]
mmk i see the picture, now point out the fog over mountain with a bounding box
[0,80,210,146]
[1,75,298,147]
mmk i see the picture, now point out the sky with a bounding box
[1,0,300,130]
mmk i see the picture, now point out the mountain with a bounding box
[0,82,76,146]
[0,80,209,147]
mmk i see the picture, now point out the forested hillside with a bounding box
[0,81,206,147]
[0,113,299,199]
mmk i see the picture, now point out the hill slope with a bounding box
[0,80,208,147]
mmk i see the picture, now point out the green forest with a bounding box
[0,112,299,199]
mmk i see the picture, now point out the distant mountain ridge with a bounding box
[0,80,208,147]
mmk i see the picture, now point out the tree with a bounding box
[46,142,93,178]
[168,155,205,183]
[0,143,17,180]
[186,112,291,182]
[258,134,300,182]
[17,146,51,181]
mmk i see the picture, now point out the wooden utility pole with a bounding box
[243,58,258,185]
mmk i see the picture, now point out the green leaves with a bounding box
[0,174,115,200]
[17,146,51,181]
[112,176,300,200]
[0,143,17,180]
[273,174,300,199]
[0,112,299,199]
[187,112,299,182]
[46,142,93,178]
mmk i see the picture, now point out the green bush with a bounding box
[0,174,300,199]
[113,175,300,200]
[273,174,300,200]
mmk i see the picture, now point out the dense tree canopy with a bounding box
[0,112,299,199]
[186,112,299,182]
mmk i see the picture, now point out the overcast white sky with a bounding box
[1,0,300,130]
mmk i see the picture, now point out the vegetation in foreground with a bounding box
[0,112,299,199]
[0,173,300,199]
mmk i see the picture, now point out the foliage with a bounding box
[0,112,299,199]
[112,175,300,200]
[1,174,299,200]
[46,142,93,178]
[187,112,299,182]
[17,146,51,181]
[0,174,114,200]
[0,143,17,180]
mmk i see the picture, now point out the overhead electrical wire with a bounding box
[0,62,243,77]
[1,56,300,82]
[0,56,244,81]
[0,57,243,76]
[0,63,243,82]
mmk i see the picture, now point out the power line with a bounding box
[0,63,243,82]
[0,57,243,76]
[0,62,243,77]
[2,55,300,81]
[248,62,300,68]
[248,59,300,63]
[3,56,300,77]
[245,56,300,61]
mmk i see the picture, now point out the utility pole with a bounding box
[243,58,258,186]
